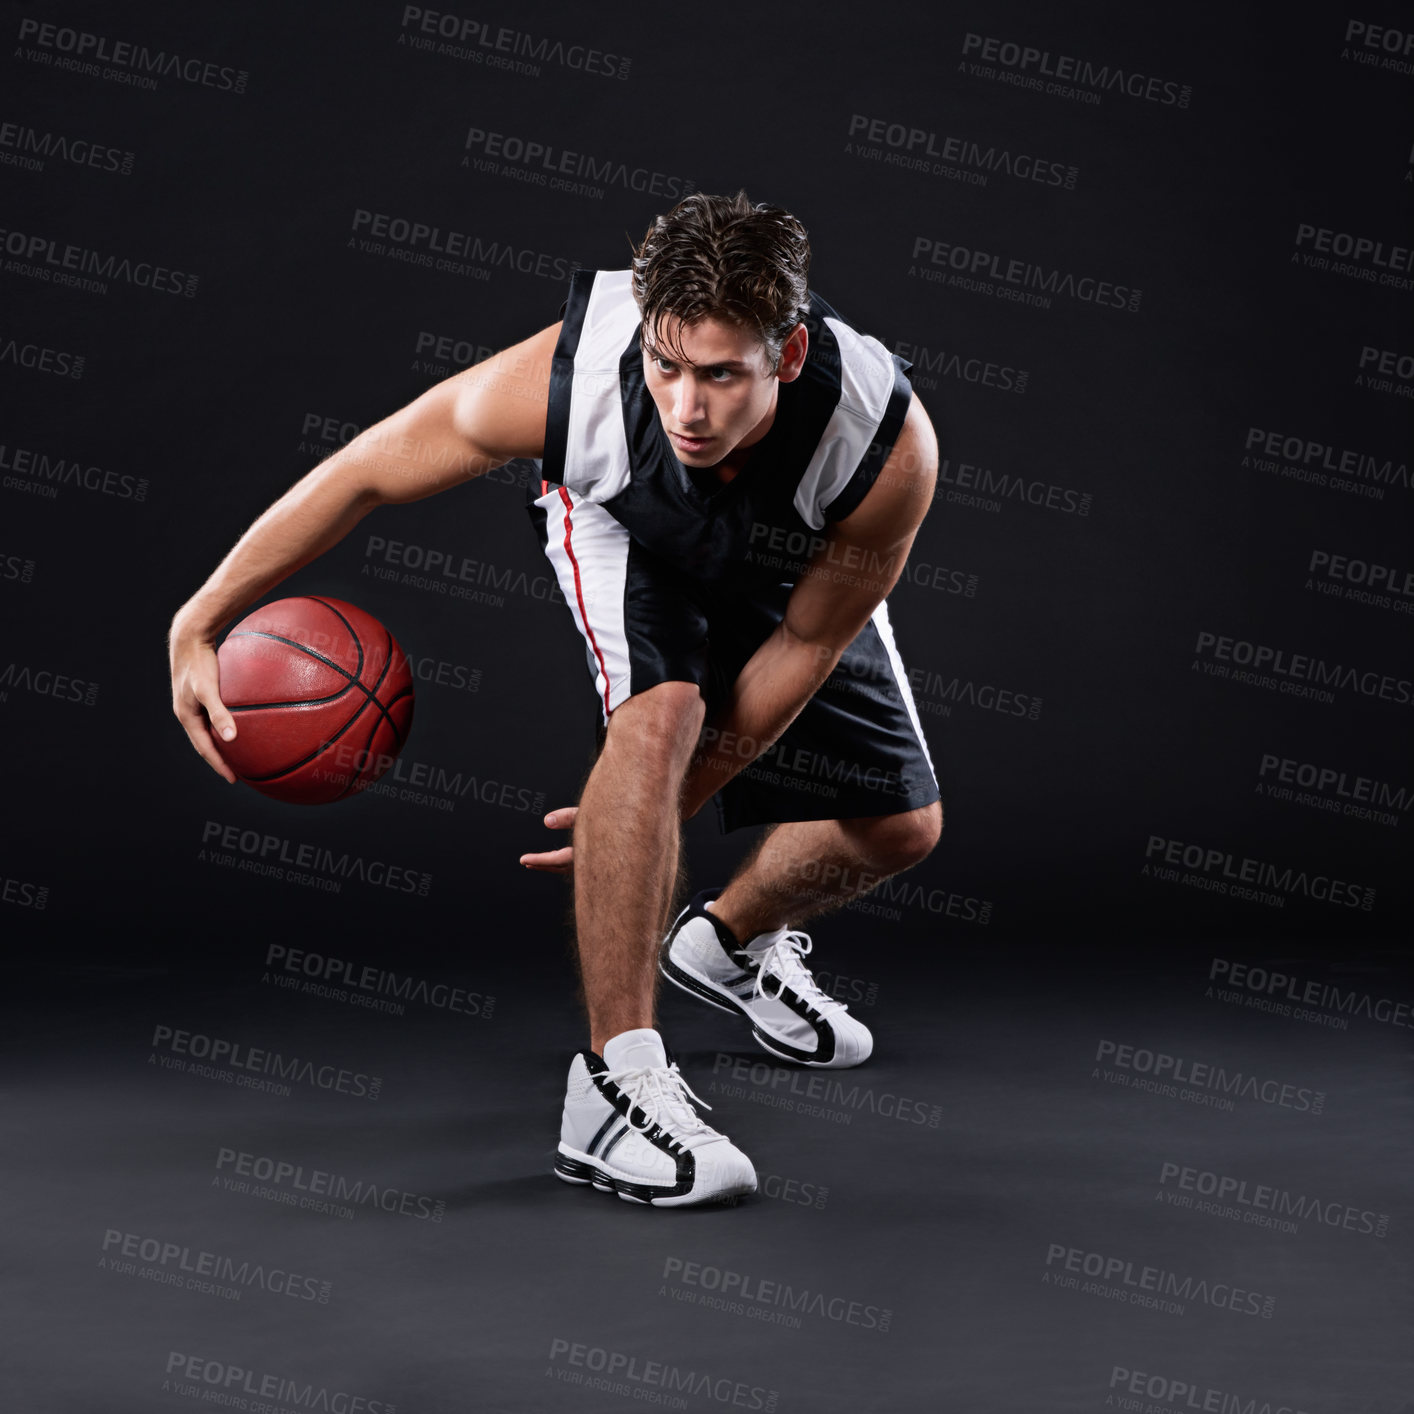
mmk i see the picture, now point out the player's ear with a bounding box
[775,323,808,382]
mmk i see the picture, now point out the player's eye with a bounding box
[653,356,676,374]
[707,367,733,382]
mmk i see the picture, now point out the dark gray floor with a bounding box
[7,947,1410,1413]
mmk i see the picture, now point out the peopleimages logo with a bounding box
[1210,958,1411,1030]
[845,113,1079,189]
[1,874,48,910]
[1306,548,1414,613]
[711,1054,943,1128]
[214,1147,447,1222]
[263,944,494,1019]
[100,1229,330,1302]
[0,334,84,380]
[891,338,1028,395]
[911,235,1141,312]
[1,552,36,583]
[1292,222,1414,291]
[349,207,579,282]
[1191,629,1412,707]
[0,440,147,499]
[14,18,250,92]
[1243,426,1410,498]
[149,1025,382,1100]
[1355,340,1414,403]
[547,1339,778,1410]
[936,454,1092,516]
[1158,1158,1390,1238]
[162,1353,390,1411]
[0,119,135,175]
[905,663,1042,722]
[199,819,433,897]
[0,224,199,295]
[960,32,1192,107]
[362,532,565,607]
[1143,834,1375,911]
[662,1257,892,1332]
[397,7,631,80]
[1108,1365,1308,1414]
[1256,752,1409,827]
[462,126,691,199]
[0,661,99,706]
[1093,1039,1325,1114]
[1043,1244,1275,1318]
[1342,19,1414,63]
[413,329,497,370]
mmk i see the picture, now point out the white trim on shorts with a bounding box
[869,599,938,786]
[535,483,633,719]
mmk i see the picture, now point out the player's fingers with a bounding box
[519,808,578,868]
[176,706,238,783]
[519,846,574,873]
[190,669,237,744]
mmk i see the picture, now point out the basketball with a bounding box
[214,596,415,805]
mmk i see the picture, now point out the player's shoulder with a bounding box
[798,288,911,420]
[788,289,917,529]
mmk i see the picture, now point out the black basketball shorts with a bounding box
[531,485,941,832]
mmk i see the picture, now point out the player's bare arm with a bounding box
[677,393,938,817]
[168,322,560,781]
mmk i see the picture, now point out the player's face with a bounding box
[643,315,802,467]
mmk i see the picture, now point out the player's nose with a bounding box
[673,379,705,425]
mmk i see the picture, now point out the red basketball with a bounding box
[215,596,415,805]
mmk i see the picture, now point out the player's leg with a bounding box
[659,805,940,1068]
[658,595,940,1068]
[572,679,703,1054]
[529,484,755,1205]
[708,802,943,941]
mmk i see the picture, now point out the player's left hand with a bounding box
[519,807,576,873]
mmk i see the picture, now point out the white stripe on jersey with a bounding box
[792,316,900,530]
[869,600,938,785]
[534,484,634,720]
[563,270,639,504]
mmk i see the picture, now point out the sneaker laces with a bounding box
[749,930,848,1018]
[599,1061,719,1148]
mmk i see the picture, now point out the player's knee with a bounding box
[857,801,942,872]
[605,680,704,768]
[893,801,943,867]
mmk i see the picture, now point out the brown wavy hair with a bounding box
[630,190,811,374]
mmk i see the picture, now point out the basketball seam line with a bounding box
[225,600,407,789]
[307,597,405,748]
[225,631,363,709]
[334,629,402,802]
[227,617,402,745]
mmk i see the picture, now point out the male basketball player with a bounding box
[170,191,941,1208]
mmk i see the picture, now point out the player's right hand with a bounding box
[169,621,238,783]
[519,807,576,873]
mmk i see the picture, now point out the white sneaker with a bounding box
[554,1028,757,1206]
[660,891,874,1068]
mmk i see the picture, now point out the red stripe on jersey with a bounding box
[558,487,612,715]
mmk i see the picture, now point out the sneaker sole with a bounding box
[659,951,867,1068]
[553,1144,755,1208]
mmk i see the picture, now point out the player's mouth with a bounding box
[671,432,713,454]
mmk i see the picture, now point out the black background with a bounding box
[4,3,1412,1410]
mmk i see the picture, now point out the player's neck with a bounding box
[713,393,779,481]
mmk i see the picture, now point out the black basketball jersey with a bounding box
[536,268,914,596]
